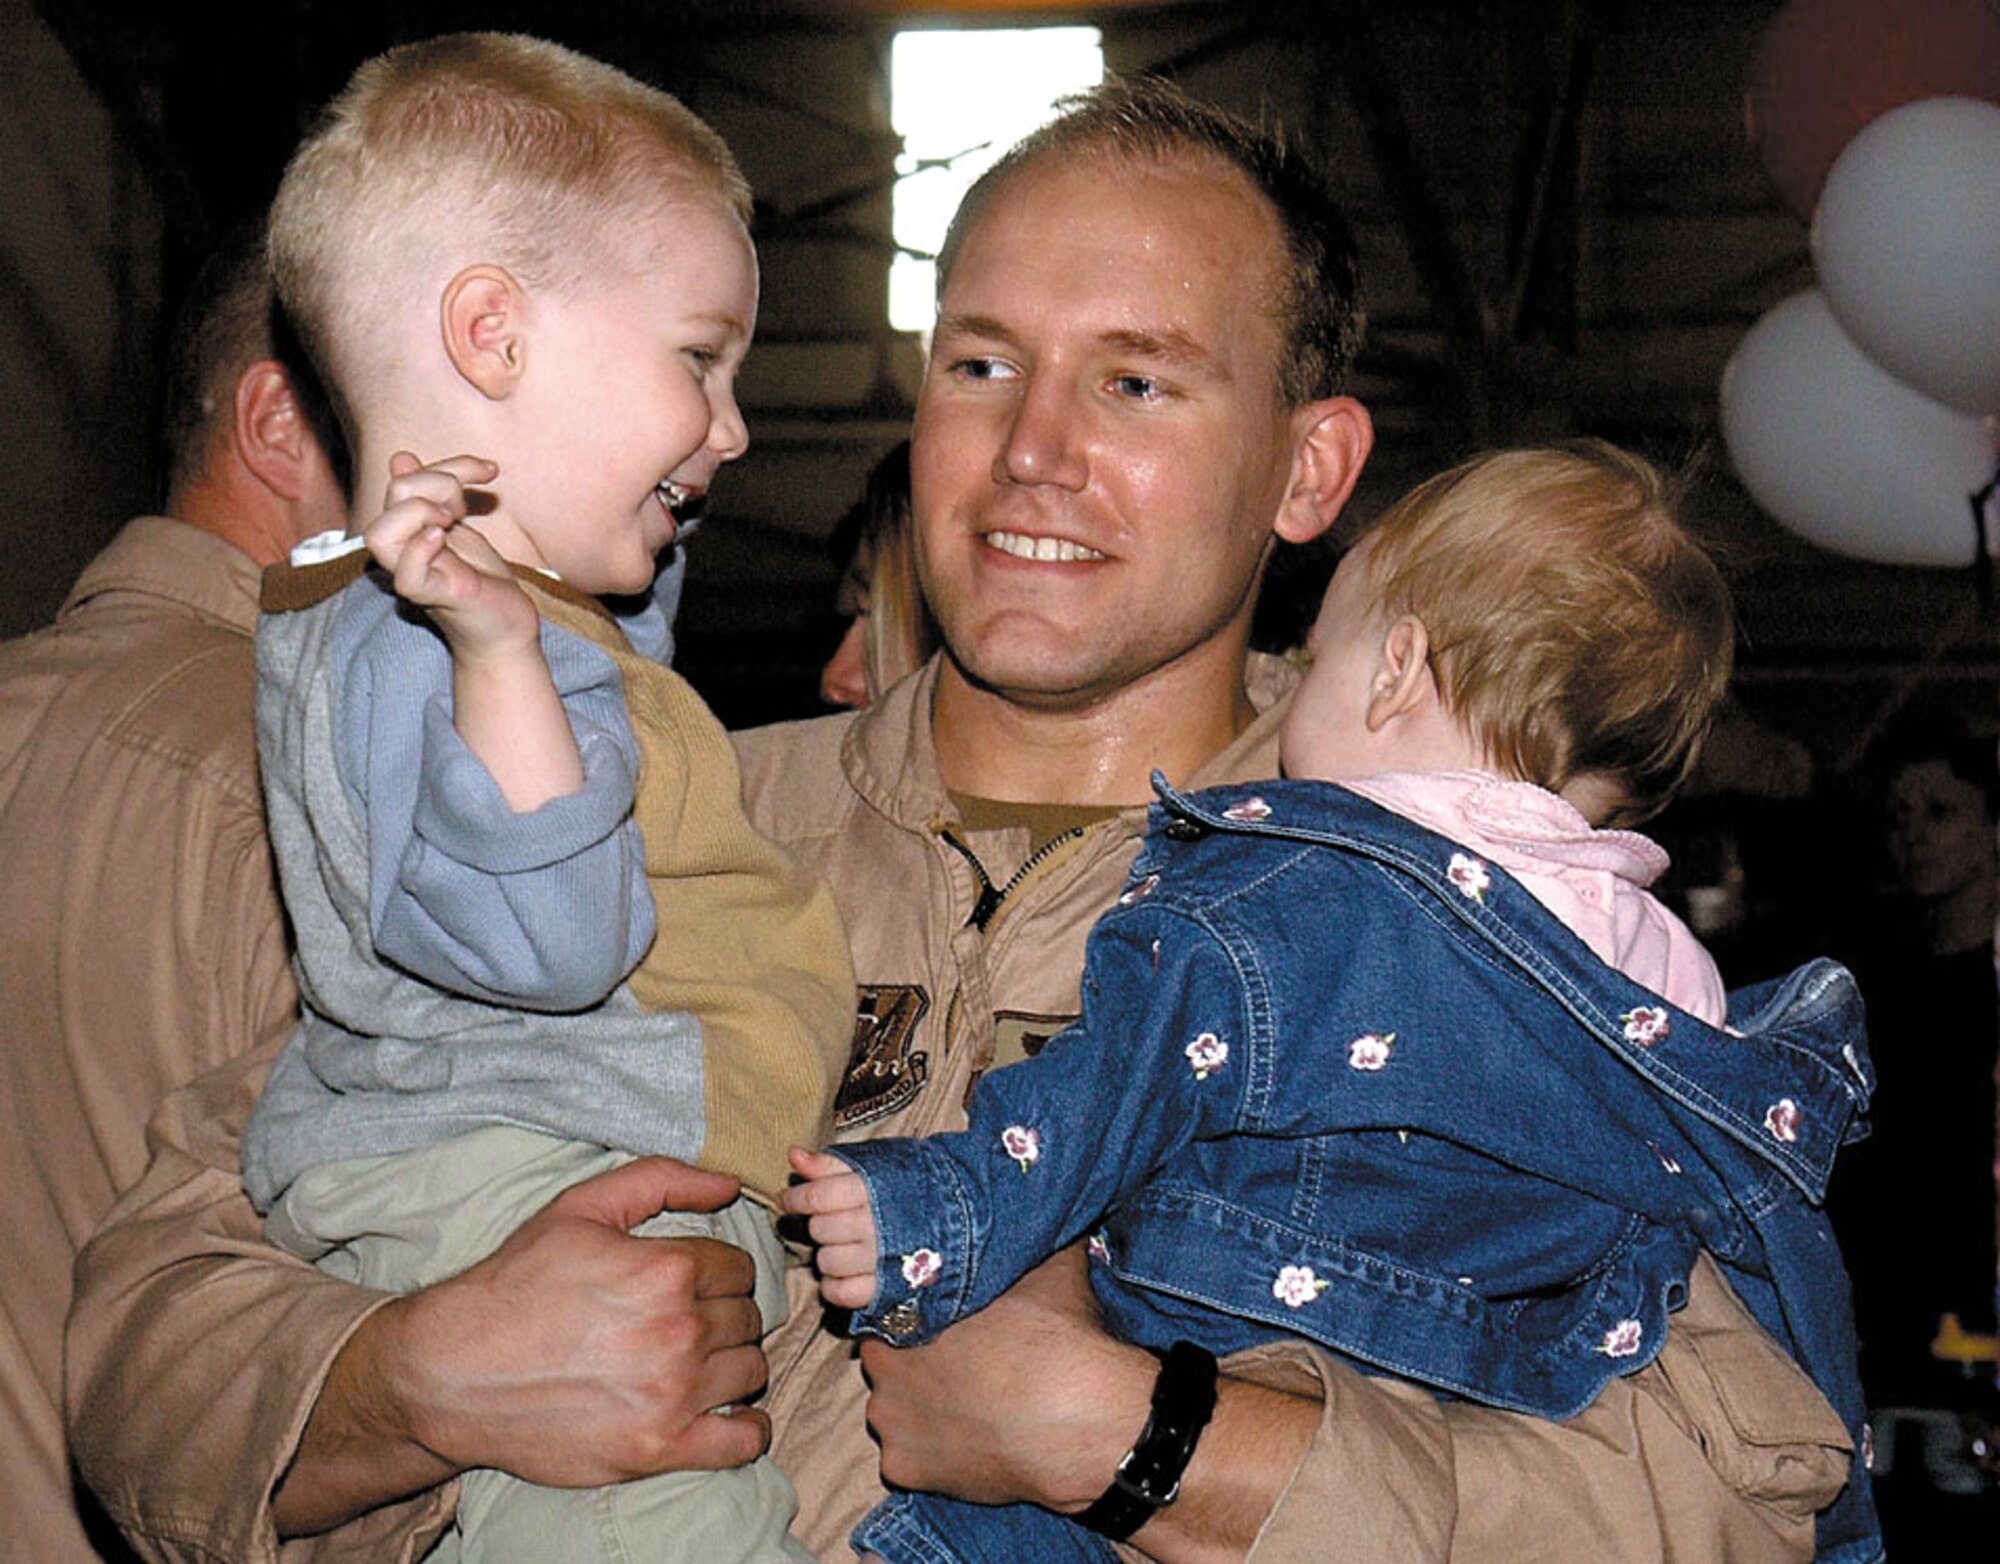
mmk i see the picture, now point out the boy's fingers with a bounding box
[385,450,496,484]
[381,454,497,517]
[441,521,509,576]
[421,453,501,488]
[392,527,454,599]
[384,473,469,520]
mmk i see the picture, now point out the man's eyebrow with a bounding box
[1096,327,1230,382]
[930,312,1018,347]
[930,315,1230,382]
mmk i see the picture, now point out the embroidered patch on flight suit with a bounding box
[991,1009,1077,1068]
[833,984,932,1130]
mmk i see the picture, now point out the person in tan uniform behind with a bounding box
[67,78,1856,1564]
[0,222,346,1563]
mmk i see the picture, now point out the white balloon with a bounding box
[1720,290,1996,566]
[1814,95,2000,415]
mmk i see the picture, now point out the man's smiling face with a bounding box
[910,152,1315,711]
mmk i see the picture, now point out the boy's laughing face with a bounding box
[480,197,758,596]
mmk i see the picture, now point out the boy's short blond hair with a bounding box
[270,32,750,414]
[1359,441,1733,829]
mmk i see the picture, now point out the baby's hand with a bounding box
[780,1147,881,1311]
[366,452,532,657]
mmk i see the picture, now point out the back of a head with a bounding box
[268,32,750,419]
[935,74,1365,407]
[1362,441,1735,829]
[159,220,282,504]
[855,441,934,693]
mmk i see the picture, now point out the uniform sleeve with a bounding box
[66,1044,456,1564]
[842,905,1252,1342]
[1234,1255,1847,1564]
[337,606,656,1011]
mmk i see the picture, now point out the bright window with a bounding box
[888,26,1104,335]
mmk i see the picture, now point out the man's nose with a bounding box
[994,374,1086,490]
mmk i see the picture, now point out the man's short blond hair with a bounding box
[939,76,1364,408]
[1359,441,1733,828]
[269,32,750,413]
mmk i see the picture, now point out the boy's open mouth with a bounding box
[657,479,705,524]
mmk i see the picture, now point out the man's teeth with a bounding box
[983,530,1105,563]
[657,481,693,509]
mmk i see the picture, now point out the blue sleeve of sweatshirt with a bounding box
[328,589,656,1010]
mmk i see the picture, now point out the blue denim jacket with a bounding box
[840,778,1880,1562]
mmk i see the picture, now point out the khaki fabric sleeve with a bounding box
[1235,1256,1849,1564]
[65,1041,457,1564]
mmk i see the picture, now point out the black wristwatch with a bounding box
[1074,1340,1220,1541]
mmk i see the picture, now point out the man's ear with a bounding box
[1274,395,1374,545]
[440,265,530,399]
[1364,614,1436,733]
[233,360,316,501]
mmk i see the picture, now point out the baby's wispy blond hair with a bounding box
[269,32,750,418]
[1357,441,1733,828]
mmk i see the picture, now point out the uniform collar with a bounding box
[60,516,263,635]
[839,651,1300,837]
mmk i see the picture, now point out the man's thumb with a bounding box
[553,1155,741,1230]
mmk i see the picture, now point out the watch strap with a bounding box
[1074,1340,1220,1541]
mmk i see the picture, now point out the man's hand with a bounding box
[275,1156,770,1536]
[365,451,533,660]
[857,1245,1157,1512]
[778,1146,880,1310]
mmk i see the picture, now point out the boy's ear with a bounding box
[1273,395,1374,545]
[1365,614,1436,732]
[441,265,530,399]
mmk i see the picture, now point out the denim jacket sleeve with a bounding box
[335,601,656,1011]
[840,902,1253,1342]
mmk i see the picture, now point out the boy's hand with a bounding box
[367,452,533,659]
[779,1147,881,1310]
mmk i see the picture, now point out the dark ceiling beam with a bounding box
[1316,1,1490,441]
[1495,0,1590,349]
[27,2,211,250]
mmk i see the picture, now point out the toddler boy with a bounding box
[241,34,853,1564]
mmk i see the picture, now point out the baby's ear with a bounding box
[441,265,530,399]
[1365,614,1437,732]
